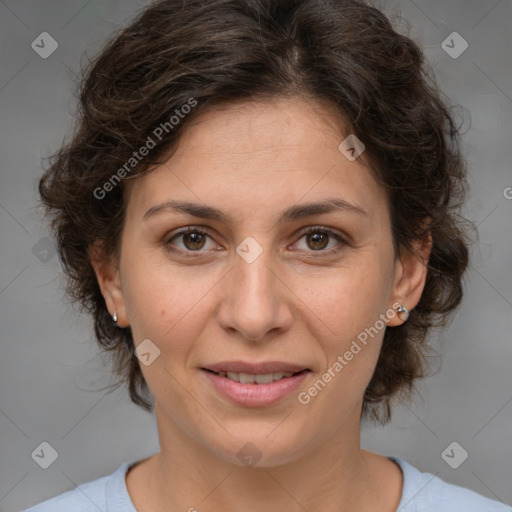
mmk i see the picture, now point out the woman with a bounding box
[24,0,511,510]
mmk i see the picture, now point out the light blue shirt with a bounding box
[22,456,511,511]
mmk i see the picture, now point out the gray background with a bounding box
[0,0,511,510]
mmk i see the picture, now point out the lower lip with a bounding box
[201,369,310,407]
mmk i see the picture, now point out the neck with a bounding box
[126,405,399,512]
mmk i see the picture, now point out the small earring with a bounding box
[397,305,409,322]
[112,311,118,324]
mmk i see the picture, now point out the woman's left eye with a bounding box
[294,227,347,255]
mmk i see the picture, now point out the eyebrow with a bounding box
[142,198,368,223]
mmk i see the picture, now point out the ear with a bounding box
[88,242,129,327]
[387,231,432,327]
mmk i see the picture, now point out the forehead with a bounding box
[124,97,387,225]
[172,97,347,154]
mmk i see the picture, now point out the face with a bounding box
[93,96,428,467]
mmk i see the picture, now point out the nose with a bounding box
[216,241,293,342]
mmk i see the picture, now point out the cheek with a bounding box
[299,291,385,431]
[299,249,393,398]
[120,252,210,349]
[123,260,214,408]
[305,259,391,346]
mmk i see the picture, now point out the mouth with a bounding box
[200,361,311,407]
[201,368,309,384]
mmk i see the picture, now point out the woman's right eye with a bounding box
[165,227,220,254]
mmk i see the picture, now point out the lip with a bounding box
[201,368,311,407]
[202,360,310,374]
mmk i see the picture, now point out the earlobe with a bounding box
[88,243,129,327]
[387,232,432,327]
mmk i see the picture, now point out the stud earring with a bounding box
[397,304,409,322]
[112,311,118,324]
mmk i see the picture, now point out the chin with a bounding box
[204,425,311,469]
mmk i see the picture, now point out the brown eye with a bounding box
[306,231,329,251]
[181,231,206,250]
[294,227,347,256]
[165,227,218,254]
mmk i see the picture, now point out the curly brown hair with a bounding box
[38,0,473,424]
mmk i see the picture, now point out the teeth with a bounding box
[218,371,296,383]
[239,372,255,384]
[255,373,273,384]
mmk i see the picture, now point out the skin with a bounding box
[90,96,431,512]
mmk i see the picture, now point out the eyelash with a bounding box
[163,226,348,257]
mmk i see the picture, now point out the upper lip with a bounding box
[202,361,310,374]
